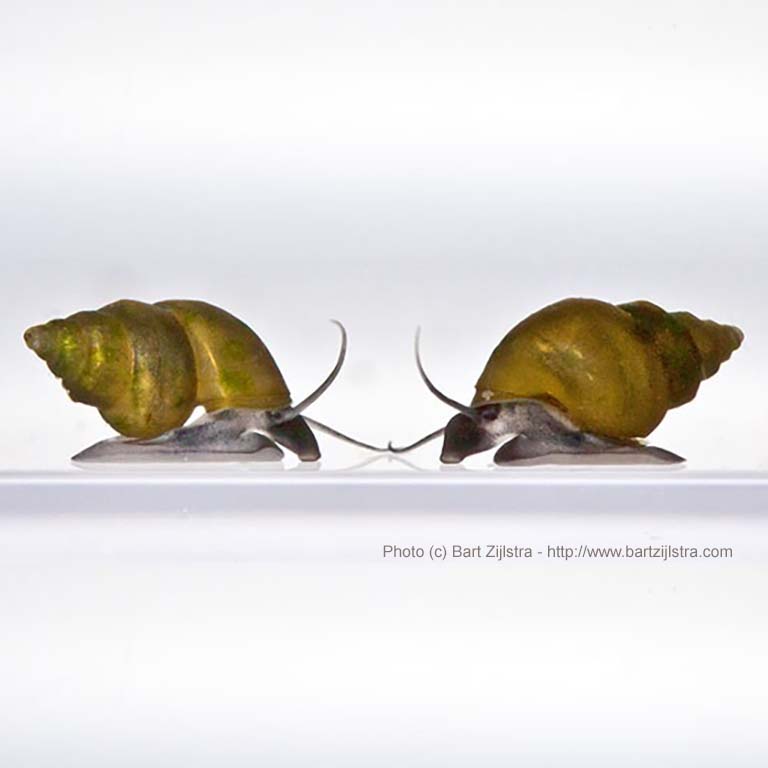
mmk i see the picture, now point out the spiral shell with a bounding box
[24,299,291,439]
[473,298,743,438]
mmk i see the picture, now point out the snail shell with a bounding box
[473,298,744,438]
[24,299,291,439]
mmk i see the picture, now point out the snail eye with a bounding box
[479,404,501,422]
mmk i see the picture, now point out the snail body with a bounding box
[25,299,380,462]
[473,298,743,439]
[394,298,744,465]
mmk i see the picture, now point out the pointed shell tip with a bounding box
[24,325,45,353]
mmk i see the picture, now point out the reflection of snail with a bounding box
[25,299,383,462]
[391,298,744,465]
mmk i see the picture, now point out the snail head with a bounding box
[439,405,504,463]
[389,329,523,462]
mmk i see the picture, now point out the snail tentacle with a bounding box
[415,328,478,420]
[277,320,347,421]
[388,427,445,454]
[303,417,389,452]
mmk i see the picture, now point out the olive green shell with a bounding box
[473,298,744,438]
[24,299,291,439]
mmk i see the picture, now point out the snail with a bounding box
[391,298,744,465]
[24,299,384,462]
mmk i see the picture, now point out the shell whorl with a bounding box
[620,301,743,408]
[25,299,291,439]
[473,298,743,439]
[156,300,290,413]
[670,311,743,379]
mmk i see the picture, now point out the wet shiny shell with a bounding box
[472,298,743,438]
[24,299,291,439]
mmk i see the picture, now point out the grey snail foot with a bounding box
[433,399,686,466]
[493,432,685,467]
[72,410,285,463]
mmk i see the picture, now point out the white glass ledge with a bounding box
[2,466,766,515]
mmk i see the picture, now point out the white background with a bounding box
[1,0,766,470]
[1,2,768,766]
